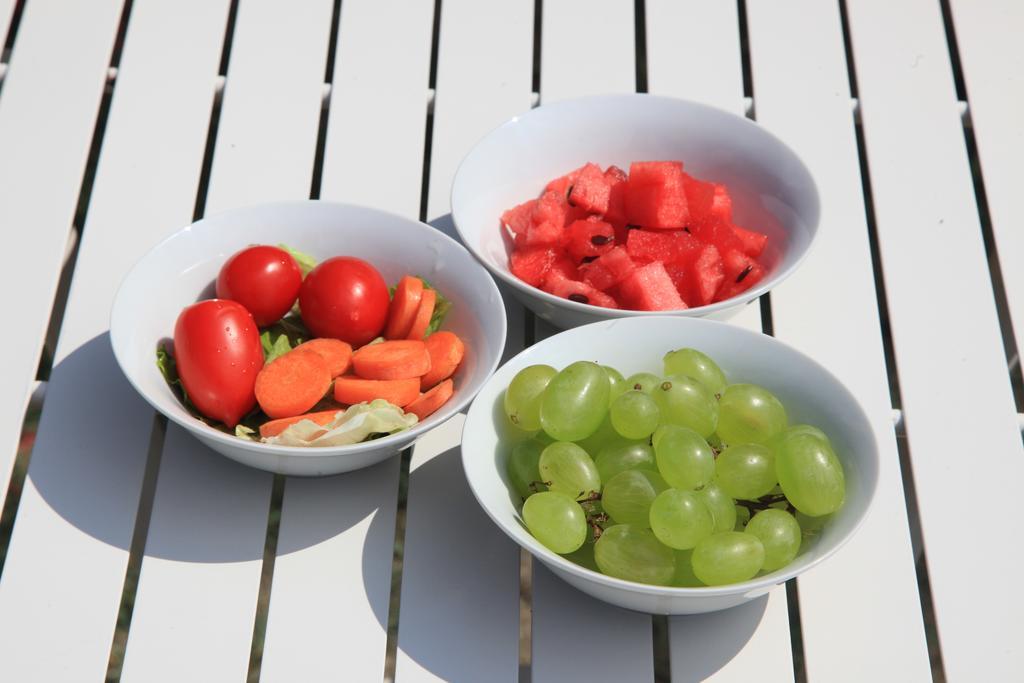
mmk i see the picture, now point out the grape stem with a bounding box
[735,493,795,515]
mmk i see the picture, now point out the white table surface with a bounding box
[0,0,1020,681]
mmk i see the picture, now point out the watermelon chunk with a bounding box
[501,199,536,236]
[732,224,768,257]
[542,270,619,308]
[682,173,715,226]
[545,165,584,197]
[524,190,570,246]
[567,217,616,262]
[675,244,725,307]
[619,262,687,311]
[580,246,637,291]
[510,246,557,287]
[711,184,732,222]
[625,229,700,265]
[716,249,766,301]
[568,162,613,214]
[624,161,689,229]
[691,216,743,255]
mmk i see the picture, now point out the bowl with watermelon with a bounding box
[451,94,820,328]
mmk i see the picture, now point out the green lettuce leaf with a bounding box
[278,243,317,277]
[259,315,310,363]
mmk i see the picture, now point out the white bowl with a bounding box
[461,316,877,614]
[451,94,820,329]
[111,201,506,476]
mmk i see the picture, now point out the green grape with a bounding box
[671,549,704,587]
[715,443,777,500]
[625,372,662,394]
[691,531,765,585]
[651,377,718,438]
[595,441,656,482]
[653,425,715,490]
[504,365,558,431]
[774,432,845,516]
[717,384,788,445]
[610,390,660,440]
[523,491,587,554]
[507,439,547,498]
[649,489,714,549]
[796,510,830,534]
[745,509,801,571]
[734,504,751,530]
[602,469,668,527]
[594,524,675,585]
[540,361,611,442]
[539,441,601,499]
[603,366,628,402]
[663,348,727,395]
[696,482,737,533]
[563,540,600,572]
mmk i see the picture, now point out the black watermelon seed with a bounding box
[590,235,612,246]
[568,293,589,304]
[736,265,753,283]
[626,224,641,230]
[580,256,598,264]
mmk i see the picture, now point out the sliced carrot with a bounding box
[351,339,431,380]
[333,376,421,407]
[406,378,454,421]
[255,350,332,418]
[385,276,424,339]
[420,331,466,390]
[294,338,352,377]
[406,288,437,340]
[259,409,341,438]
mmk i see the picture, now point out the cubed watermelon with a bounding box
[605,167,630,234]
[580,246,637,291]
[676,244,725,307]
[542,269,619,308]
[682,173,715,225]
[625,161,690,229]
[567,217,616,262]
[691,216,743,255]
[545,165,584,197]
[625,228,700,264]
[619,261,687,311]
[716,249,765,301]
[510,246,557,287]
[568,162,612,214]
[732,224,768,257]
[501,199,536,236]
[524,190,570,246]
[710,184,732,222]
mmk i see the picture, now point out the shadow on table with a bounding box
[25,333,370,562]
[363,442,521,682]
[669,594,773,681]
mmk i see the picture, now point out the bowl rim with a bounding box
[110,199,507,459]
[450,92,822,319]
[460,314,879,598]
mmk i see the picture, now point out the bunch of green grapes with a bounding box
[503,349,845,587]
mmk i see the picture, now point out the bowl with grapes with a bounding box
[461,316,878,614]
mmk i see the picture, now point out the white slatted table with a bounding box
[0,0,1019,681]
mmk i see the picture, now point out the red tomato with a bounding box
[299,257,389,346]
[173,299,264,426]
[216,245,303,326]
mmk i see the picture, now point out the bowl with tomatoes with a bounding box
[450,94,820,329]
[111,201,507,476]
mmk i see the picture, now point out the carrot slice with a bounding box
[406,288,437,340]
[259,409,341,438]
[294,338,352,377]
[420,331,466,390]
[406,378,454,421]
[333,376,421,407]
[351,339,431,380]
[255,350,332,418]
[385,276,424,339]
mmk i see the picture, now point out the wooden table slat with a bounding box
[118,2,334,679]
[0,1,229,679]
[745,0,933,678]
[948,0,1024,379]
[846,0,1024,677]
[260,1,434,679]
[394,1,534,679]
[0,0,122,512]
